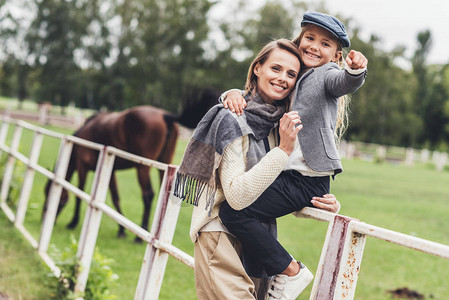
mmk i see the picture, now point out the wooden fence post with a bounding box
[420,149,430,163]
[405,147,414,166]
[15,131,44,225]
[376,145,386,162]
[0,125,22,207]
[74,147,115,297]
[38,138,73,254]
[346,143,356,160]
[435,152,447,171]
[134,165,178,300]
[0,119,9,161]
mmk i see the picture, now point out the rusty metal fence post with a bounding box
[302,207,449,300]
[311,215,366,300]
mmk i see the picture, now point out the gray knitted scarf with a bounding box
[173,93,285,214]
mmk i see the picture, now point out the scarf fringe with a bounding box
[174,173,216,215]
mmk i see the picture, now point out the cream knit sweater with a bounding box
[189,130,289,242]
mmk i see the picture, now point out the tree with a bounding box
[346,30,422,147]
[75,0,113,109]
[206,1,307,96]
[443,66,449,144]
[0,0,33,103]
[107,0,216,111]
[425,64,449,149]
[240,1,296,54]
[26,0,111,110]
[411,30,432,144]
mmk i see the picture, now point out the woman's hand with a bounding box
[311,194,340,213]
[278,111,302,156]
[223,91,247,116]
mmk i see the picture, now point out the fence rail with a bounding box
[340,140,449,171]
[1,115,449,300]
[0,115,186,299]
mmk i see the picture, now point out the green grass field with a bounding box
[1,122,449,299]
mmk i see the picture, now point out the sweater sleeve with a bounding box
[324,63,366,98]
[218,89,245,103]
[218,135,289,210]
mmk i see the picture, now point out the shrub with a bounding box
[0,155,25,209]
[48,236,118,300]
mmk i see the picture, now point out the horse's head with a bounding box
[177,88,221,128]
[42,178,69,221]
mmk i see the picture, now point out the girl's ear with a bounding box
[332,50,343,63]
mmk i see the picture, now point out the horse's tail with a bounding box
[162,113,177,131]
[156,114,179,183]
[158,114,179,163]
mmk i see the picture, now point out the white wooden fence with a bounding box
[0,115,189,299]
[1,115,449,300]
[340,140,449,171]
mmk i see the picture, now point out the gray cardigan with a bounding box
[290,62,366,175]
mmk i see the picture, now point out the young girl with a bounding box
[219,11,368,300]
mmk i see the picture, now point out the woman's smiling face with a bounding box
[299,24,342,68]
[254,48,300,104]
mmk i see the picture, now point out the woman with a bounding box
[173,39,339,299]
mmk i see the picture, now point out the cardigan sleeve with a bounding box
[323,63,366,98]
[218,135,289,211]
[218,89,245,103]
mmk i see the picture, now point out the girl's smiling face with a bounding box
[299,24,342,69]
[254,48,300,104]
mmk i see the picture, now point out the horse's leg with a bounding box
[67,168,87,229]
[135,165,154,243]
[109,172,126,238]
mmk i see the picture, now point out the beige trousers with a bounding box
[194,231,257,300]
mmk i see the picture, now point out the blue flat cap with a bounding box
[301,11,350,48]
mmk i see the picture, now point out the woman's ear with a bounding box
[253,62,261,77]
[333,50,343,63]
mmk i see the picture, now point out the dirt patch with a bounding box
[388,287,425,299]
[0,291,11,300]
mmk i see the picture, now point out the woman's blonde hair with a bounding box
[244,38,302,109]
[292,24,351,143]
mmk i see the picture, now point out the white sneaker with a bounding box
[267,263,313,300]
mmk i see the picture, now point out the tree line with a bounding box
[1,0,448,150]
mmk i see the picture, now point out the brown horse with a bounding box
[44,89,220,241]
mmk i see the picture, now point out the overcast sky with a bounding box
[211,0,449,66]
[5,0,448,66]
[321,0,449,65]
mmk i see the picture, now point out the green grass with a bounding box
[281,159,449,299]
[0,216,54,299]
[1,122,449,299]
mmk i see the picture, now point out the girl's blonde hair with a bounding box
[292,24,351,143]
[244,38,302,110]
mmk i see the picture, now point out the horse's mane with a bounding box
[84,112,102,125]
[73,112,104,135]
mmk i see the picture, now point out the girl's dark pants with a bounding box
[219,170,330,276]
